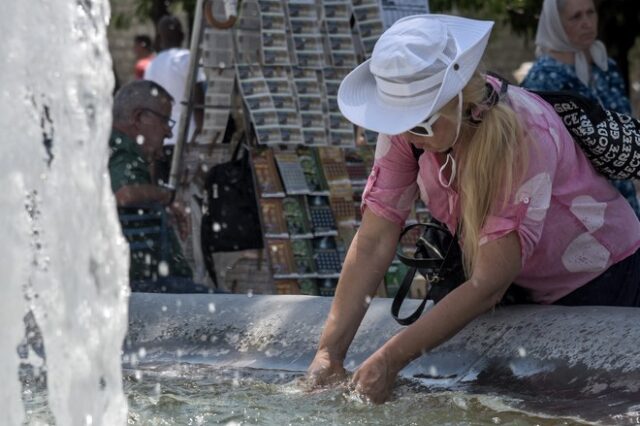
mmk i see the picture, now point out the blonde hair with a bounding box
[438,72,527,274]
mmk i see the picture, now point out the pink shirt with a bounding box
[362,80,640,303]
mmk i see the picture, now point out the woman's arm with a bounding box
[351,231,522,403]
[114,184,173,207]
[306,208,402,386]
[115,185,190,240]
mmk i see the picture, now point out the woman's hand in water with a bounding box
[305,348,347,389]
[350,348,399,404]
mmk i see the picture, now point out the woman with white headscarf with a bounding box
[522,0,639,217]
[522,0,631,113]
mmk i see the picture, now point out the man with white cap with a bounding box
[306,14,640,403]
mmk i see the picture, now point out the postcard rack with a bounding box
[196,0,430,295]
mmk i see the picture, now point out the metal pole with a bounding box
[168,0,206,189]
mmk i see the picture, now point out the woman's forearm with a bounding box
[379,232,521,373]
[114,184,173,207]
[317,215,401,361]
[380,278,503,373]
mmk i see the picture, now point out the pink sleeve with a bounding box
[361,134,420,225]
[480,124,560,265]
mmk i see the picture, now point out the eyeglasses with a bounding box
[141,108,176,129]
[408,113,441,137]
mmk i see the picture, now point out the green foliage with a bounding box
[133,0,154,20]
[429,0,543,38]
[126,0,197,29]
[111,12,132,30]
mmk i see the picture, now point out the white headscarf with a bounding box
[534,0,608,86]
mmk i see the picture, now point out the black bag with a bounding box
[201,141,263,286]
[532,90,640,180]
[391,221,465,325]
[488,75,640,180]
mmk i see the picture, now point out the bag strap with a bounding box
[230,138,244,161]
[391,266,430,325]
[392,222,461,325]
[203,248,220,289]
[395,223,446,269]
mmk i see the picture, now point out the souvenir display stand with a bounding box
[191,0,430,296]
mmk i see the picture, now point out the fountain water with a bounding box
[4,2,640,425]
[1,1,129,424]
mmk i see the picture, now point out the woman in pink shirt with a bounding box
[305,14,640,403]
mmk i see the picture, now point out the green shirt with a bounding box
[108,129,151,193]
[108,130,192,282]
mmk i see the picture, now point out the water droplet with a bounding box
[136,135,144,145]
[213,222,221,232]
[518,347,527,357]
[247,289,253,298]
[158,261,169,276]
[138,347,147,359]
[208,302,216,313]
[364,295,372,305]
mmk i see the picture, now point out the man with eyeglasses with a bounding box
[109,80,210,293]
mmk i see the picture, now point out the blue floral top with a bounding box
[521,56,631,114]
[522,55,639,218]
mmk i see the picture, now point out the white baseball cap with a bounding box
[338,14,494,135]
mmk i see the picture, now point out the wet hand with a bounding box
[305,349,347,390]
[350,349,398,404]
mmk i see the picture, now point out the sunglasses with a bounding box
[141,108,176,129]
[408,113,441,137]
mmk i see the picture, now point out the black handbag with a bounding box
[201,141,263,286]
[391,220,465,325]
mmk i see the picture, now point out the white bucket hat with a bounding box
[338,14,494,135]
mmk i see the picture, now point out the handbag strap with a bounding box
[230,138,244,162]
[391,266,430,326]
[395,223,447,269]
[391,222,460,326]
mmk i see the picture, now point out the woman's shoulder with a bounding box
[606,57,621,70]
[527,56,570,73]
[505,86,571,155]
[521,56,574,91]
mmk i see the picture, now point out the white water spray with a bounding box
[1,1,129,425]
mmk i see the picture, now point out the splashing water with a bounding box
[1,1,129,425]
